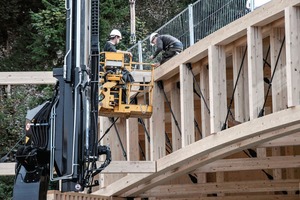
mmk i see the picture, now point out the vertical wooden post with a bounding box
[200,64,211,137]
[270,27,286,183]
[170,82,181,151]
[150,83,165,161]
[208,45,227,133]
[271,27,287,111]
[99,116,111,187]
[180,64,195,147]
[285,6,300,107]
[233,45,249,122]
[208,45,227,197]
[126,118,139,161]
[247,26,264,120]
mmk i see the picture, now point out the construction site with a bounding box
[0,0,300,199]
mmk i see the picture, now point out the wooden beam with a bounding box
[285,6,300,107]
[0,163,15,175]
[247,26,264,119]
[193,156,300,173]
[0,71,56,85]
[199,64,210,137]
[180,64,195,147]
[170,82,181,151]
[150,82,165,160]
[157,196,300,200]
[126,118,139,161]
[208,45,227,133]
[232,45,249,122]
[139,180,299,198]
[0,161,156,176]
[258,132,300,147]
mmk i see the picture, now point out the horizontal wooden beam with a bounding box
[140,180,300,198]
[100,161,156,174]
[0,71,56,85]
[157,196,300,200]
[0,71,151,85]
[194,156,300,173]
[0,161,156,176]
[0,163,15,176]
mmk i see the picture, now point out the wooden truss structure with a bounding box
[1,0,300,199]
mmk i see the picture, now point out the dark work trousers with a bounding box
[161,47,183,64]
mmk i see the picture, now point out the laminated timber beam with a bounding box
[139,180,299,198]
[93,105,300,197]
[157,196,300,200]
[0,71,151,85]
[154,0,300,81]
[2,155,299,176]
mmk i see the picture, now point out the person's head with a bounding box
[149,32,159,46]
[109,29,122,44]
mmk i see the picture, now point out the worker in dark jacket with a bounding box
[103,29,132,57]
[149,32,183,66]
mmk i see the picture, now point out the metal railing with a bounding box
[128,0,270,65]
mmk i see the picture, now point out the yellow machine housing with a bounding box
[99,52,154,118]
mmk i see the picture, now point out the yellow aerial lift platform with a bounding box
[99,52,154,118]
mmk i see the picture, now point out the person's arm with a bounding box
[152,38,163,59]
[116,50,132,57]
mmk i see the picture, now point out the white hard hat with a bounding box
[110,29,122,39]
[149,32,158,46]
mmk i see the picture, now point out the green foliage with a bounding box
[29,0,66,69]
[0,176,14,200]
[0,85,54,155]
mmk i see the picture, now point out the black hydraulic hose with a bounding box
[139,142,146,160]
[194,119,202,139]
[186,63,210,114]
[157,80,182,136]
[258,36,285,117]
[222,46,247,130]
[165,132,173,152]
[138,118,150,143]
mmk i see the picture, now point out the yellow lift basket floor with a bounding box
[98,52,154,118]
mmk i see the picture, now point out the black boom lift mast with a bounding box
[13,0,111,199]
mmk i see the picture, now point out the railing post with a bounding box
[188,4,194,46]
[250,0,255,11]
[138,40,143,69]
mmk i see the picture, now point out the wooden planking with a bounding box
[285,6,300,107]
[180,64,195,147]
[247,26,264,120]
[139,180,300,198]
[121,106,300,197]
[208,45,227,133]
[0,71,56,85]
